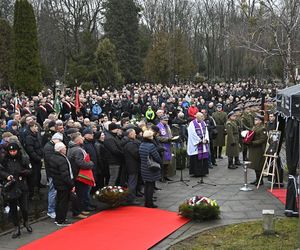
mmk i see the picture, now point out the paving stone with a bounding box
[0,156,287,249]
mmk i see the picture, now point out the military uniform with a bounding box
[225,120,240,168]
[248,123,268,183]
[241,111,254,160]
[212,111,227,158]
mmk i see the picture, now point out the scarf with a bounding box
[157,122,172,161]
[193,119,209,160]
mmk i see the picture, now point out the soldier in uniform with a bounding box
[241,103,254,161]
[225,111,240,169]
[212,103,227,159]
[234,106,243,164]
[248,114,268,186]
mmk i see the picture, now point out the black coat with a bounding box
[51,152,74,190]
[123,138,141,175]
[83,139,98,172]
[0,152,31,192]
[25,129,43,163]
[103,131,124,165]
[139,139,162,182]
[94,141,109,176]
[43,140,55,178]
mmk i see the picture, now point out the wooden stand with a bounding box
[257,154,281,191]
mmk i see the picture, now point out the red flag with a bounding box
[75,87,80,112]
[77,169,95,187]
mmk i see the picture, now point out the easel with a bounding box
[257,153,280,191]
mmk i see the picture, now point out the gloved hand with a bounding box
[20,169,31,176]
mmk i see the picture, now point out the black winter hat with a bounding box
[109,123,119,131]
[7,143,20,151]
[48,120,56,129]
[82,127,93,136]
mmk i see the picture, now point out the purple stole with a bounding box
[193,119,209,160]
[157,122,172,161]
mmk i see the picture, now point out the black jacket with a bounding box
[94,141,109,176]
[83,139,98,172]
[25,129,43,163]
[0,151,31,192]
[103,131,123,165]
[123,138,141,175]
[43,140,55,178]
[51,152,74,190]
[67,141,94,178]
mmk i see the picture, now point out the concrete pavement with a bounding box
[0,155,285,250]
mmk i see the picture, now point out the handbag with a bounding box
[243,130,255,144]
[2,179,22,201]
[147,156,161,171]
[211,128,218,139]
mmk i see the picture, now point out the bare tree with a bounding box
[236,0,300,85]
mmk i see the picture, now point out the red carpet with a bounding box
[268,189,287,205]
[19,207,189,250]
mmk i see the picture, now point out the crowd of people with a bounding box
[0,81,279,238]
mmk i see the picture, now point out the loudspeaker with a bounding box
[277,92,300,119]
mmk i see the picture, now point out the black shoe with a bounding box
[165,177,173,181]
[55,221,72,226]
[212,162,218,166]
[136,192,144,197]
[12,226,21,239]
[228,165,236,169]
[160,178,167,183]
[235,162,242,166]
[23,221,33,233]
[89,204,98,209]
[126,200,141,206]
[218,156,223,159]
[154,186,162,191]
[85,206,96,212]
[145,204,158,208]
[250,180,258,185]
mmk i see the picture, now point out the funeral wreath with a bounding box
[178,196,220,221]
[95,186,128,208]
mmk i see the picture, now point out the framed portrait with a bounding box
[265,130,281,157]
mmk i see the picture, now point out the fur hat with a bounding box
[143,130,154,139]
[7,142,20,151]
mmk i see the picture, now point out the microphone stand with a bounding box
[192,143,216,188]
[168,142,190,186]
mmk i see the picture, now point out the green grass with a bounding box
[169,218,299,250]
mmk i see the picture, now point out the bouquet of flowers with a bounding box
[178,196,220,221]
[94,186,128,208]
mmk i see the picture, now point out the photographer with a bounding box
[0,143,32,238]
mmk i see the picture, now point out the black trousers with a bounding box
[31,161,42,187]
[55,189,71,223]
[210,141,216,164]
[127,174,138,202]
[144,181,155,206]
[243,146,248,161]
[9,192,29,226]
[214,146,223,158]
